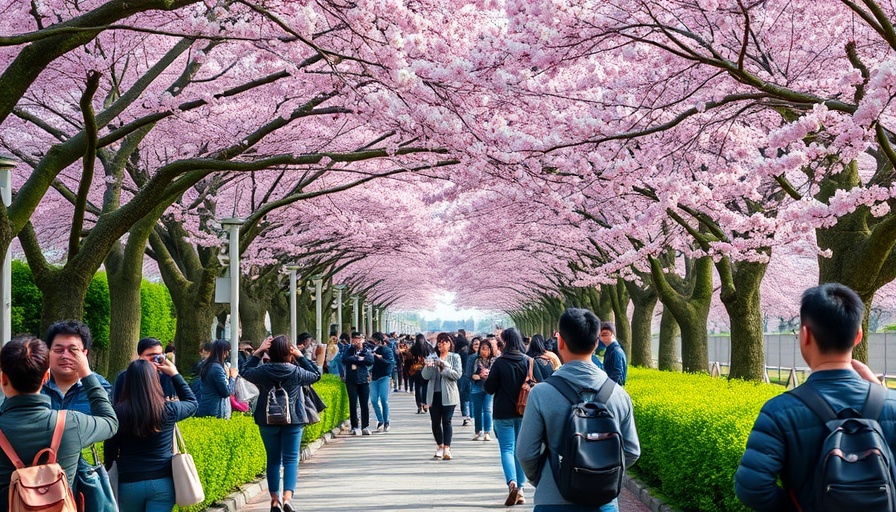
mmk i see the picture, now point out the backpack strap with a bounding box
[545,375,585,405]
[47,410,67,461]
[0,423,24,469]
[595,377,616,404]
[863,383,887,421]
[789,384,837,423]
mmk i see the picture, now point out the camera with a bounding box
[153,354,166,365]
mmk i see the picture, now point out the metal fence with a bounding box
[651,332,896,382]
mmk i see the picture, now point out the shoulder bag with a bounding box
[76,444,118,512]
[515,357,537,416]
[171,424,205,506]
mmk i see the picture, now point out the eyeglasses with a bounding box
[51,346,82,355]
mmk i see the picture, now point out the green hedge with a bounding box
[301,374,349,444]
[626,368,784,512]
[10,261,176,347]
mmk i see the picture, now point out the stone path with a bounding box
[240,388,650,511]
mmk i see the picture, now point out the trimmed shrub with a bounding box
[626,367,784,512]
[10,260,41,337]
[140,279,177,342]
[83,272,110,349]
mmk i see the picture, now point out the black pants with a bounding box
[413,374,427,406]
[429,391,455,446]
[346,381,370,429]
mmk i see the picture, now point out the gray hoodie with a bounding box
[516,360,640,506]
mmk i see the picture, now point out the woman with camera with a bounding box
[422,332,462,460]
[196,339,238,419]
[105,356,197,511]
[241,335,321,512]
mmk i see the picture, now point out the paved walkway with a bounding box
[241,389,649,511]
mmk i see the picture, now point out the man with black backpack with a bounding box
[517,308,640,511]
[735,283,896,511]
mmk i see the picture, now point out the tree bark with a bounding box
[720,259,768,381]
[626,278,657,368]
[608,279,632,355]
[658,306,681,371]
[650,254,712,373]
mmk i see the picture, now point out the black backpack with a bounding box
[544,375,625,506]
[789,383,896,511]
[266,382,291,425]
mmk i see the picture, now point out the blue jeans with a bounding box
[259,424,304,496]
[534,500,618,512]
[493,418,525,486]
[118,477,175,511]
[470,391,493,433]
[370,376,391,425]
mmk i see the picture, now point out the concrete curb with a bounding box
[625,474,678,512]
[201,421,351,512]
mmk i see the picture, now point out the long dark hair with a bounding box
[410,333,430,358]
[501,327,526,353]
[269,335,293,363]
[526,334,548,358]
[114,359,166,438]
[200,339,231,378]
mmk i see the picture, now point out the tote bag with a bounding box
[172,424,204,506]
[76,445,118,512]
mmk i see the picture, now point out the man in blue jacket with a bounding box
[41,320,112,413]
[599,322,627,385]
[735,283,896,511]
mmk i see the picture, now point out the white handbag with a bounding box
[171,424,205,506]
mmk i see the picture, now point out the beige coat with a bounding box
[421,352,462,406]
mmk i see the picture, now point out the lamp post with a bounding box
[0,155,13,346]
[286,266,299,343]
[366,302,374,336]
[312,275,323,345]
[351,295,360,334]
[334,284,346,336]
[220,217,244,370]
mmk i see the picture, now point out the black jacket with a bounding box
[483,350,546,419]
[241,355,321,425]
[342,346,374,385]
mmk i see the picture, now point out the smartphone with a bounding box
[153,354,166,365]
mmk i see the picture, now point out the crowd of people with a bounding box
[2,284,885,512]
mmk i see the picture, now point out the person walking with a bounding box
[105,357,197,511]
[467,337,496,441]
[241,335,322,512]
[484,327,546,506]
[370,332,395,432]
[526,334,561,379]
[422,332,462,460]
[517,309,640,512]
[342,332,374,435]
[196,339,238,418]
[409,334,431,413]
[599,323,627,385]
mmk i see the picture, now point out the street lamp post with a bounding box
[334,285,346,336]
[220,217,244,371]
[366,303,374,336]
[0,155,13,345]
[286,266,299,343]
[312,275,323,345]
[351,295,360,334]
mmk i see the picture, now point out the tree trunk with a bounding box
[239,288,269,345]
[105,217,157,378]
[269,285,290,337]
[814,160,896,362]
[626,279,657,368]
[650,254,712,373]
[595,286,613,321]
[608,279,632,356]
[658,306,680,371]
[720,260,768,381]
[172,302,217,374]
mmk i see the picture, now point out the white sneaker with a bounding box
[483,433,491,441]
[433,446,444,459]
[362,427,372,435]
[351,428,361,436]
[472,431,482,441]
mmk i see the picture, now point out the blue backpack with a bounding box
[789,383,896,511]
